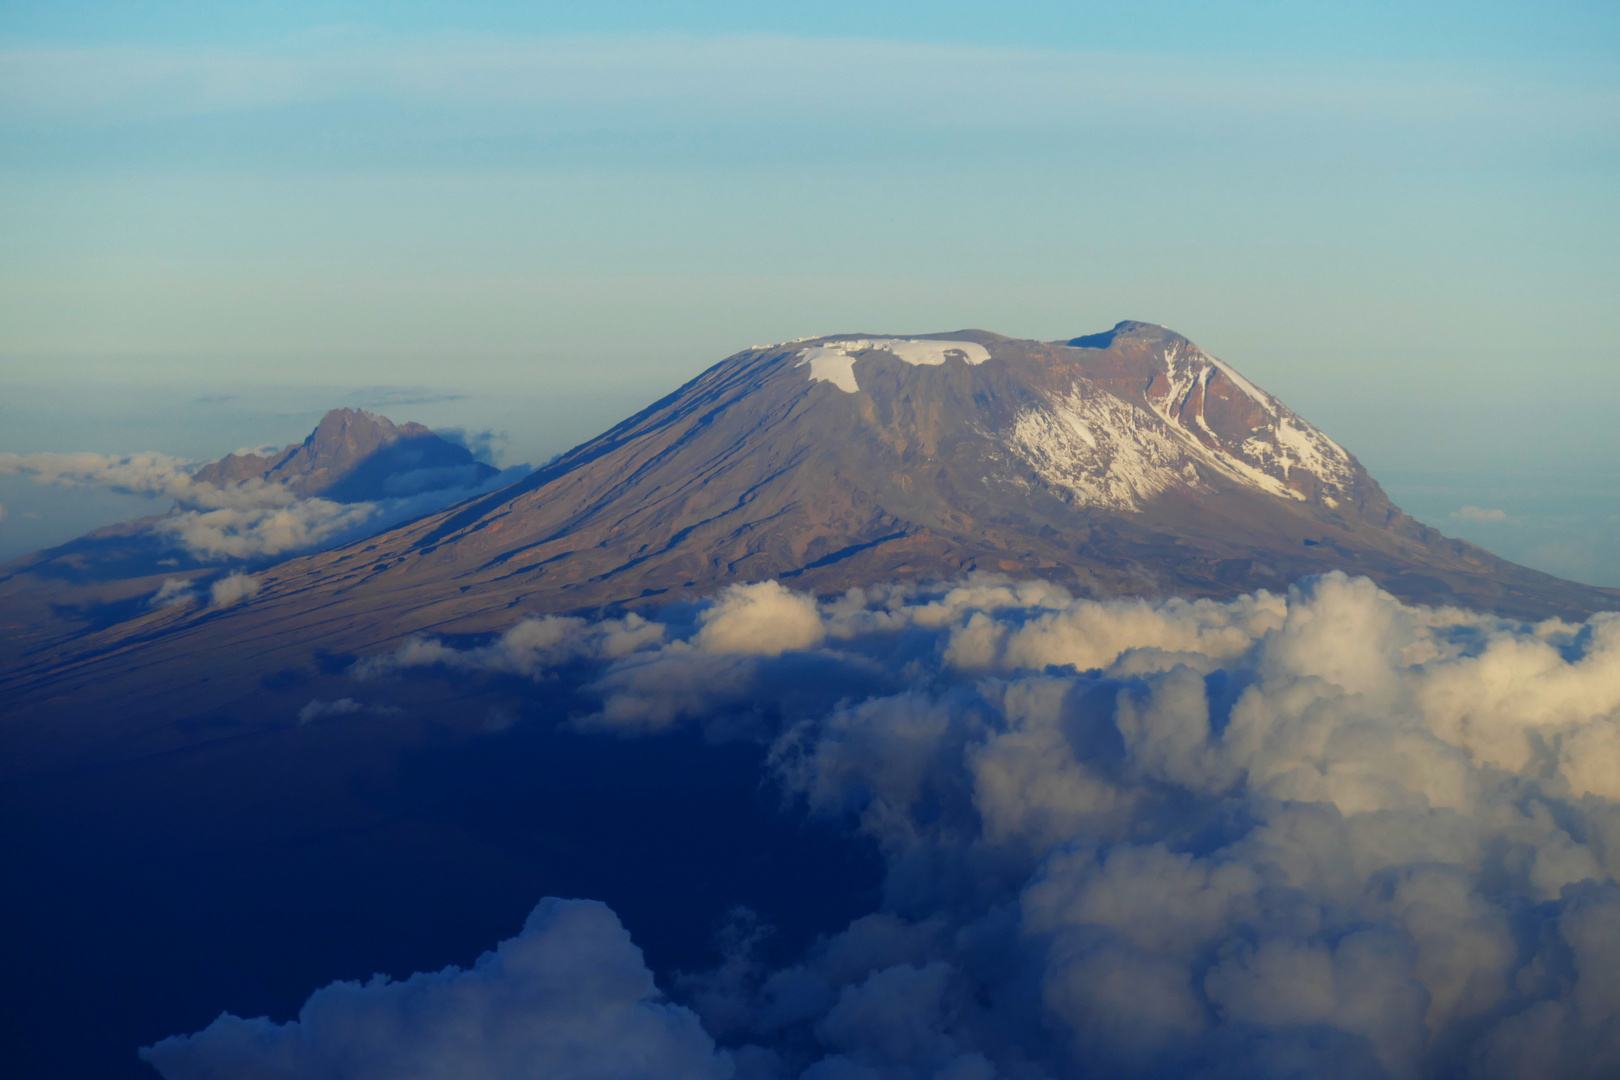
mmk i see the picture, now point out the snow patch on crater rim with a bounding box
[794,346,863,393]
[791,332,1357,513]
[796,338,991,394]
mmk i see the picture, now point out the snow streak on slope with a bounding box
[1007,344,1358,511]
[795,339,991,394]
[1147,344,1357,507]
[1008,383,1200,511]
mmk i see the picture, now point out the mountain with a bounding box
[3,323,1617,748]
[0,408,500,675]
[5,322,1618,1079]
[191,407,497,501]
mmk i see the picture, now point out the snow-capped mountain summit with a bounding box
[683,321,1385,540]
[772,322,1359,519]
[4,319,1617,736]
[994,325,1356,512]
[9,320,1612,696]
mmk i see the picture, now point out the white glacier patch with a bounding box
[874,339,992,366]
[796,338,991,394]
[794,346,862,394]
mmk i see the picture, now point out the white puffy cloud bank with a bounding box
[163,574,1620,1079]
[141,898,732,1080]
[0,450,523,561]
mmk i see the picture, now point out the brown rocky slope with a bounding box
[3,323,1616,763]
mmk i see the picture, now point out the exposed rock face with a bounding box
[1007,326,1358,511]
[192,408,496,501]
[3,323,1616,736]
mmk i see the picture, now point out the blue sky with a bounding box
[7,1,1619,59]
[0,1,1616,579]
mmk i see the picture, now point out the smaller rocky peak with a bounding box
[304,408,428,455]
[193,409,496,503]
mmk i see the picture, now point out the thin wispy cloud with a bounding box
[345,385,467,407]
[2,33,1612,142]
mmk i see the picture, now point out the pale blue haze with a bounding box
[0,1,1616,581]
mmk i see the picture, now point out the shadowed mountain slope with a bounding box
[3,323,1616,763]
[192,407,497,501]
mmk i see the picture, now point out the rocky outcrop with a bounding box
[192,408,496,501]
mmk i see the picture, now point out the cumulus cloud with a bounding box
[1452,505,1509,522]
[340,571,1620,1078]
[0,450,199,499]
[150,578,197,607]
[141,897,734,1080]
[209,572,260,607]
[176,466,530,559]
[696,581,825,657]
[357,583,855,735]
[159,496,381,560]
[0,449,526,561]
[353,612,667,681]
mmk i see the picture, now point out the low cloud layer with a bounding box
[0,450,524,561]
[0,450,200,500]
[180,574,1620,1077]
[141,898,733,1080]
